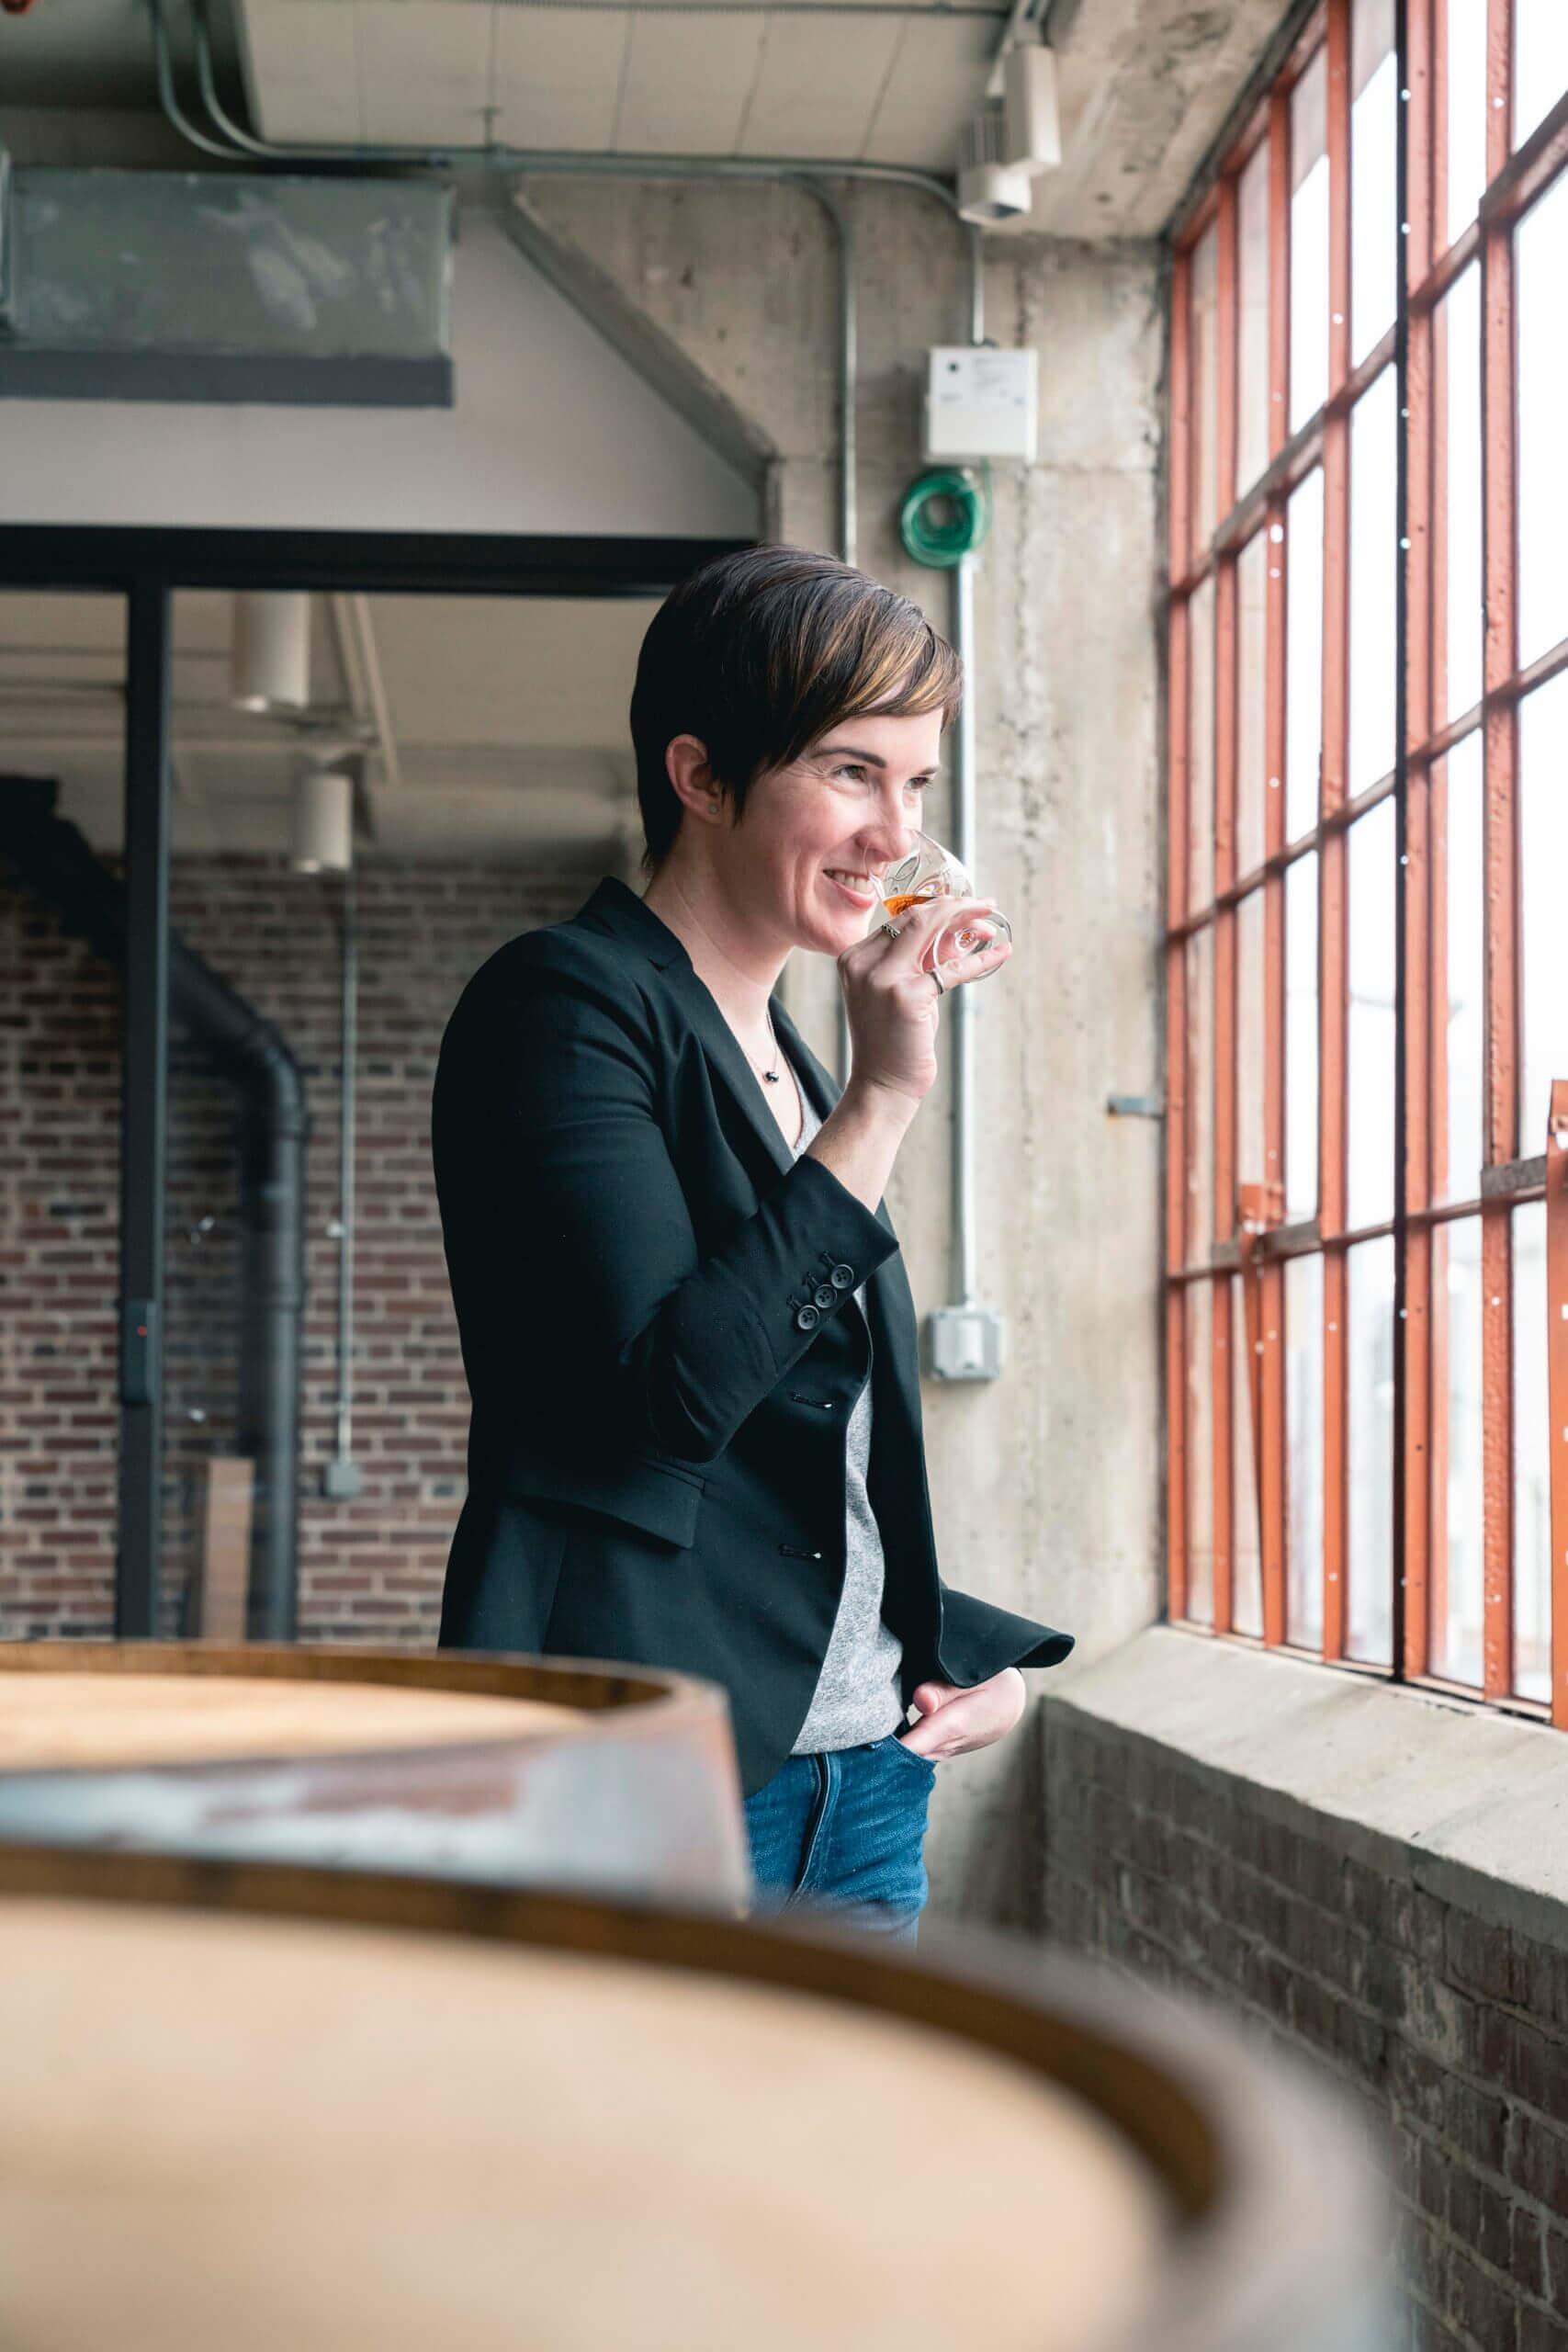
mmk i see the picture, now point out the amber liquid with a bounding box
[881,889,940,919]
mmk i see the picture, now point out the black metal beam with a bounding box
[115,581,173,1638]
[0,527,750,599]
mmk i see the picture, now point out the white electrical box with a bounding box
[923,345,1038,464]
[923,1305,1007,1382]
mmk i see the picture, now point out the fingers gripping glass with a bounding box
[876,832,1013,978]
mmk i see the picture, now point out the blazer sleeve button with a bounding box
[795,1304,820,1332]
[829,1264,854,1289]
[812,1283,836,1310]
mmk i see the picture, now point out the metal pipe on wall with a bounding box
[949,223,987,1307]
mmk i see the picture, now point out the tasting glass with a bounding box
[874,832,1012,977]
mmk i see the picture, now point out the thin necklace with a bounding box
[662,872,786,1083]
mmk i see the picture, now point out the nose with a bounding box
[857,789,918,874]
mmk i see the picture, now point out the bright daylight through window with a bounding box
[1165,0,1568,1724]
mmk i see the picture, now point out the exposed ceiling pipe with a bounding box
[158,0,957,207]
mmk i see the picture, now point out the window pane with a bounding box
[1351,0,1397,367]
[1286,851,1320,1220]
[1348,800,1397,1230]
[1291,49,1330,433]
[1186,1278,1215,1626]
[1232,1272,1263,1638]
[1236,530,1269,878]
[1519,668,1568,1156]
[1286,469,1325,841]
[1189,574,1216,911]
[1191,221,1222,564]
[1286,1250,1325,1649]
[1431,1218,1484,1685]
[1347,1234,1395,1665]
[1444,0,1489,246]
[1517,171,1568,671]
[1512,1201,1551,1703]
[1187,924,1214,1265]
[1435,267,1484,727]
[1516,0,1568,151]
[1435,736,1485,1204]
[1348,371,1398,793]
[1237,139,1273,494]
[1237,887,1267,1195]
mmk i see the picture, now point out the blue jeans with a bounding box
[741,1732,936,1946]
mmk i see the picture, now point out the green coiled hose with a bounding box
[897,462,992,569]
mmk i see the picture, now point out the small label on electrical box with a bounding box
[923,1305,1007,1381]
[923,346,1038,465]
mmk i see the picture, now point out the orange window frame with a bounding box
[1164,0,1568,1724]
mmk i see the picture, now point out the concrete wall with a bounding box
[513,175,1168,1915]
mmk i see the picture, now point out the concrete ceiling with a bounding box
[0,589,655,867]
[235,0,1001,170]
[0,0,1294,235]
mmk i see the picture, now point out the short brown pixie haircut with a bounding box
[629,545,963,872]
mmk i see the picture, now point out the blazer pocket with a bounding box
[501,1454,705,1552]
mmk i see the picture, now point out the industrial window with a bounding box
[1165,0,1568,1724]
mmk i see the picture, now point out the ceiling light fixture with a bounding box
[232,592,311,714]
[291,752,355,875]
[1001,41,1062,175]
[956,108,1034,227]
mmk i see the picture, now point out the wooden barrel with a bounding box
[0,1643,748,1905]
[0,1842,1391,2352]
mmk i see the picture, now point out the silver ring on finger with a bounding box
[931,964,946,997]
[880,919,902,944]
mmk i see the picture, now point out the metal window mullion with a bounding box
[1482,0,1521,1702]
[1257,86,1294,1649]
[1318,0,1353,1659]
[1212,179,1242,1635]
[1547,1086,1568,1725]
[1398,0,1436,1682]
[1166,250,1195,1625]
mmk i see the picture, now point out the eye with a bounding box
[833,763,871,783]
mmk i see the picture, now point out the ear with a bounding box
[665,734,725,825]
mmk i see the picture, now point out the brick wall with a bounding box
[1043,1706,1568,2352]
[0,852,601,1644]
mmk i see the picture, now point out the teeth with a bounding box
[828,871,873,888]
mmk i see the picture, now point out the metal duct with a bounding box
[0,168,454,408]
[0,778,308,1638]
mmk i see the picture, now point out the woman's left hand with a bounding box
[897,1666,1027,1760]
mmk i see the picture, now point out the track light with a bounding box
[1001,42,1062,175]
[232,593,310,713]
[956,109,1034,227]
[291,754,355,875]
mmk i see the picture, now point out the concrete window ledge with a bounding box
[1046,1624,1568,1951]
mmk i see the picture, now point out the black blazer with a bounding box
[432,874,1073,1794]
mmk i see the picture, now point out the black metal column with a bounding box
[115,579,172,1636]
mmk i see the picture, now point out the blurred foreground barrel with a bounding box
[0,1642,747,1903]
[0,1843,1392,2352]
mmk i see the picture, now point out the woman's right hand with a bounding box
[835,894,1012,1106]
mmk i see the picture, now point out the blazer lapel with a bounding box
[574,876,829,1191]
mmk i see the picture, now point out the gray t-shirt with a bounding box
[784,1083,909,1756]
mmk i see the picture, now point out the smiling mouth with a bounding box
[825,869,878,909]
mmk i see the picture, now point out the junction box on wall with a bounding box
[922,345,1039,465]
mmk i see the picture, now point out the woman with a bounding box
[433,546,1074,1942]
